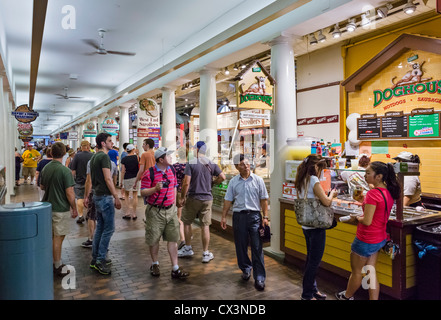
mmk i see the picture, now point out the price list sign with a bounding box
[381,112,408,138]
[357,114,381,139]
[409,113,440,138]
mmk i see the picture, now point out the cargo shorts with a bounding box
[144,204,180,246]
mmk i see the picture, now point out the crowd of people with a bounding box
[15,136,421,299]
[15,135,270,292]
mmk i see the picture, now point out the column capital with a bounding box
[198,66,220,76]
[264,32,300,47]
[161,85,177,92]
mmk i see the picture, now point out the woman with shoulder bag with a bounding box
[294,154,337,300]
[336,161,400,300]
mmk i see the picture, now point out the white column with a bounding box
[198,68,219,161]
[77,122,84,142]
[0,77,5,167]
[119,105,130,154]
[268,35,297,255]
[161,86,177,162]
[7,100,15,197]
[1,82,11,203]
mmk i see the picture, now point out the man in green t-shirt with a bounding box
[84,132,121,275]
[40,142,78,276]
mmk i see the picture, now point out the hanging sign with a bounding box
[137,98,160,147]
[68,131,78,141]
[102,117,119,136]
[12,104,39,123]
[83,122,97,137]
[235,60,275,111]
[17,122,33,139]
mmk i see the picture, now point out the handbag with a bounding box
[259,225,271,243]
[375,188,400,260]
[293,180,334,229]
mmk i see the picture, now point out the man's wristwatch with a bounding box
[263,216,269,221]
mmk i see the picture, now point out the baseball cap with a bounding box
[126,144,135,151]
[154,147,174,160]
[393,151,413,161]
[194,141,207,153]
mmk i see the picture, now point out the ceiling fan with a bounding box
[55,87,83,100]
[83,28,136,56]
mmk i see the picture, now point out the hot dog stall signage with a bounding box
[234,60,275,111]
[341,42,441,140]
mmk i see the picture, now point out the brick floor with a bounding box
[11,181,352,302]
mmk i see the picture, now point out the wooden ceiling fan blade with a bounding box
[29,0,48,110]
[82,39,100,50]
[107,50,136,56]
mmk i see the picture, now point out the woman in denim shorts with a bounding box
[336,161,401,300]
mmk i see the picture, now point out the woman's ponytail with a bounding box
[385,163,401,200]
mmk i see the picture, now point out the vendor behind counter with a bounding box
[393,151,422,208]
[338,154,371,197]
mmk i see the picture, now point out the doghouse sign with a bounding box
[235,60,275,111]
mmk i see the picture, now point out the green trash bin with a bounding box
[0,202,53,300]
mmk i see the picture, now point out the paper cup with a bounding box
[351,159,358,170]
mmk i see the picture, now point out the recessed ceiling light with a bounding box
[309,33,318,45]
[361,13,371,27]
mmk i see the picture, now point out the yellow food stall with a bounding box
[280,32,441,300]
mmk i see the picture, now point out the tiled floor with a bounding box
[10,181,358,301]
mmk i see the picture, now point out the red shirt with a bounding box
[356,188,393,244]
[141,165,176,207]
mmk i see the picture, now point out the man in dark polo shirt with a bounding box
[84,132,121,275]
[141,147,189,279]
[70,140,93,224]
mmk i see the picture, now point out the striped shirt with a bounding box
[140,164,176,207]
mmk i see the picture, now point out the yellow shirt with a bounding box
[22,149,41,167]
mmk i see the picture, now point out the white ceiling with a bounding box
[0,0,437,136]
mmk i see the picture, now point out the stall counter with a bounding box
[279,198,441,300]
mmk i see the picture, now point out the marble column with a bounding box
[161,86,177,162]
[198,68,219,161]
[268,35,297,255]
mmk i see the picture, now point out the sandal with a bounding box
[122,215,131,220]
[132,216,137,220]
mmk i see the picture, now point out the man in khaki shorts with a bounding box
[178,141,225,263]
[40,142,78,276]
[21,143,41,185]
[141,147,189,279]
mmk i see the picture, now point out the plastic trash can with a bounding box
[0,202,53,300]
[413,221,441,300]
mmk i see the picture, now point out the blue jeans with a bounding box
[302,228,326,299]
[92,195,115,263]
[233,210,266,282]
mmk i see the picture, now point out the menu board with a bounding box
[357,109,440,140]
[409,113,440,138]
[357,115,381,139]
[381,114,408,138]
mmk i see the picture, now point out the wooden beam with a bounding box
[29,0,48,110]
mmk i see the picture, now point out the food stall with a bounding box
[280,33,441,300]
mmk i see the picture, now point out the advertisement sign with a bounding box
[68,131,78,141]
[101,117,119,136]
[12,104,39,123]
[137,98,160,147]
[17,122,33,138]
[235,60,275,111]
[83,122,97,137]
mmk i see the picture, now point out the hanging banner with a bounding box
[68,131,78,141]
[137,98,160,147]
[83,122,97,137]
[102,117,119,136]
[17,122,33,138]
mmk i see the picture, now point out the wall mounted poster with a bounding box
[137,98,160,147]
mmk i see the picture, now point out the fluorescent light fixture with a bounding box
[346,18,356,32]
[377,3,393,18]
[331,24,341,38]
[403,0,416,14]
[309,33,318,45]
[233,64,238,71]
[317,29,326,43]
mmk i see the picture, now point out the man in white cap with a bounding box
[393,151,423,207]
[140,147,189,279]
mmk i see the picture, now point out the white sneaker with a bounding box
[202,251,214,263]
[178,246,194,258]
